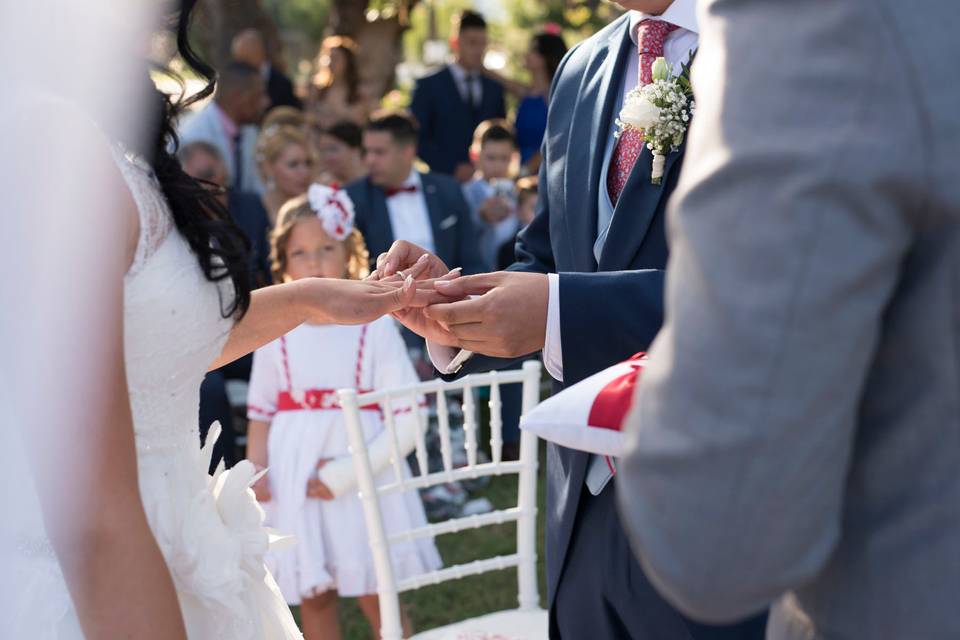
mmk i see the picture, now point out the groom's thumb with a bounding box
[434,274,495,298]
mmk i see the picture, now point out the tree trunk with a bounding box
[194,0,281,70]
[329,0,419,101]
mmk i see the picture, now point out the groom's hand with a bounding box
[367,240,449,281]
[426,272,549,358]
[367,240,471,346]
[378,272,465,347]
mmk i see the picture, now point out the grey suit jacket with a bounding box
[616,1,960,638]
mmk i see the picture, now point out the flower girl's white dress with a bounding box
[11,147,302,639]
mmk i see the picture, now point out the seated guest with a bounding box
[462,119,521,270]
[179,140,271,287]
[314,120,367,186]
[231,28,303,110]
[179,61,269,194]
[497,175,538,271]
[255,125,315,226]
[307,36,372,130]
[410,10,506,181]
[179,140,273,471]
[262,105,306,131]
[346,110,484,277]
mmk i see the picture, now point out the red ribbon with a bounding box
[586,353,647,433]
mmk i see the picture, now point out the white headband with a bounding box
[307,183,356,241]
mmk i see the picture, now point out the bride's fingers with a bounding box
[377,276,450,291]
[381,275,417,312]
[437,267,463,281]
[379,282,468,305]
[381,276,454,309]
[408,288,456,307]
[378,273,406,285]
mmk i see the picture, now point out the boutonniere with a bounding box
[615,52,695,184]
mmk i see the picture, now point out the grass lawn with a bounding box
[290,444,549,639]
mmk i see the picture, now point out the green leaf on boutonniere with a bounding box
[679,48,697,97]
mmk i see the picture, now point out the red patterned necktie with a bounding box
[385,184,418,198]
[606,19,680,204]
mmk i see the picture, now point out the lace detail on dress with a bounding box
[111,145,174,278]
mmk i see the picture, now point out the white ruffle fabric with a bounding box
[154,424,302,640]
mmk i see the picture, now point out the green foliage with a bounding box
[506,0,623,39]
[269,0,332,42]
[495,1,622,104]
[401,0,472,67]
[678,48,696,96]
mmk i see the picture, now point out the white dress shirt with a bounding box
[448,63,483,108]
[430,2,699,380]
[386,170,436,256]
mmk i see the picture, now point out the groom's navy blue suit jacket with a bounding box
[458,8,677,598]
[450,15,766,640]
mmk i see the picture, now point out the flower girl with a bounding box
[246,184,441,639]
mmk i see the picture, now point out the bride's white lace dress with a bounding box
[12,146,302,639]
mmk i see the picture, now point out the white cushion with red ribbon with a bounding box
[520,353,647,457]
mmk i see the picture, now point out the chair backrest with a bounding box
[338,360,543,640]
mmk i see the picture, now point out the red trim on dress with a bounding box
[276,388,379,413]
[271,324,426,416]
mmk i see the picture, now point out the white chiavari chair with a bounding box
[338,360,545,640]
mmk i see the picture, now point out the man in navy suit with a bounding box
[232,29,303,111]
[346,110,484,281]
[369,2,767,638]
[179,140,271,287]
[410,10,506,182]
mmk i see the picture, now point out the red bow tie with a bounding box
[385,184,418,197]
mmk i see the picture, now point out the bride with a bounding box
[6,2,426,638]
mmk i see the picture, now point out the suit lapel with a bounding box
[598,143,684,271]
[421,175,452,260]
[442,67,474,116]
[367,183,396,255]
[563,20,634,273]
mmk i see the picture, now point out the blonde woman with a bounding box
[256,125,315,225]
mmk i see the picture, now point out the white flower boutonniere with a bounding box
[615,54,695,184]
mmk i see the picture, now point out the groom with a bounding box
[376,2,766,638]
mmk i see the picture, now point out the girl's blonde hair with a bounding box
[255,125,314,182]
[269,195,370,283]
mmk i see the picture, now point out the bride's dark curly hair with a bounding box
[128,0,252,318]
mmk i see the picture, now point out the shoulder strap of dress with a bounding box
[279,334,294,391]
[355,324,369,389]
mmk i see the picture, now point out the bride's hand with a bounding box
[302,275,434,326]
[388,271,468,347]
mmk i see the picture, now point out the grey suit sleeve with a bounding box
[617,0,924,623]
